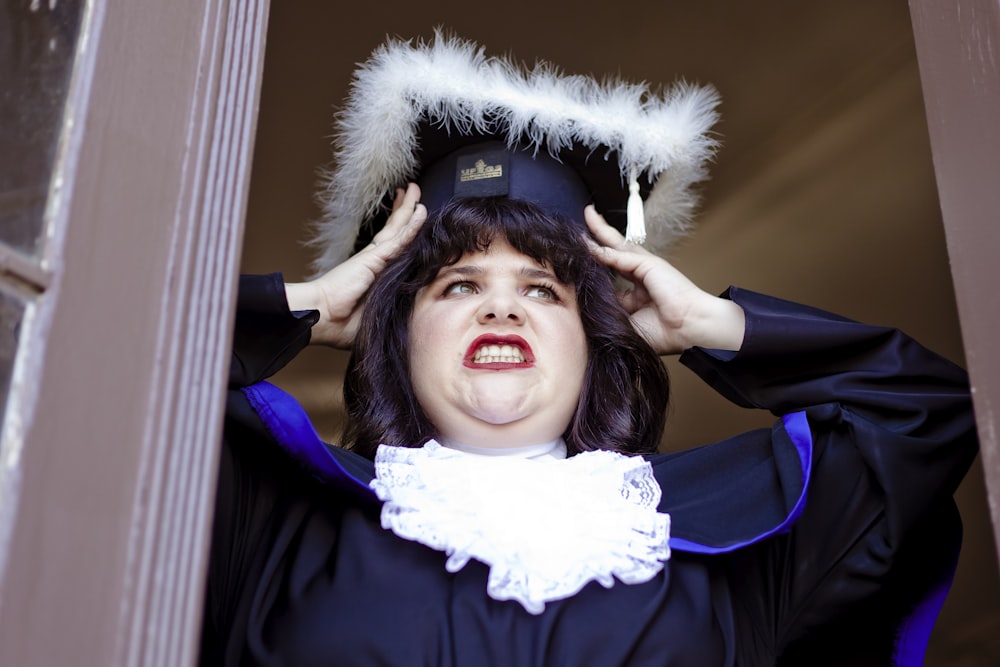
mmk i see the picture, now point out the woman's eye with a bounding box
[444,281,477,296]
[526,285,557,300]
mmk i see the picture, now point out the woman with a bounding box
[203,34,977,665]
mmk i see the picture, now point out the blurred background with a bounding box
[238,2,999,663]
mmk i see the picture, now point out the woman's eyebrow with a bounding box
[434,264,560,282]
[435,265,483,280]
[519,267,558,282]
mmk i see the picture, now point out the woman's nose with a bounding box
[476,292,525,324]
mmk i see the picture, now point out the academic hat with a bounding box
[311,30,721,276]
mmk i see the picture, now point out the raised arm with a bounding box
[230,184,425,387]
[285,183,427,348]
[586,204,977,660]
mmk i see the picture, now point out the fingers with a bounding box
[384,183,424,235]
[390,182,422,215]
[365,183,426,260]
[584,205,656,281]
[618,283,651,314]
[584,205,627,249]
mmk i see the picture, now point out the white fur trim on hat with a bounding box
[311,30,720,275]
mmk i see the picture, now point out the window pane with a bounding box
[0,0,85,257]
[0,285,25,422]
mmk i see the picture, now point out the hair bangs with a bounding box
[408,198,589,288]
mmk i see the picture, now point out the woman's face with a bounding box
[409,240,588,449]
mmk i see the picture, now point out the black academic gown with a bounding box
[200,274,977,667]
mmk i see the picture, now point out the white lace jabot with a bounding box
[370,440,671,614]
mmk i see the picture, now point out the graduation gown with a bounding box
[200,273,977,666]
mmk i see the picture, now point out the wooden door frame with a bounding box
[0,0,269,664]
[909,0,1000,564]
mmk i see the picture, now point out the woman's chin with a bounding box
[467,402,530,428]
[468,394,534,427]
[457,404,569,447]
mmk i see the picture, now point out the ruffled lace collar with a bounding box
[370,440,671,614]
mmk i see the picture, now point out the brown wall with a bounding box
[241,2,1000,663]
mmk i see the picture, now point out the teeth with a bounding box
[472,343,526,364]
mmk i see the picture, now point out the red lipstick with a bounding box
[463,334,534,369]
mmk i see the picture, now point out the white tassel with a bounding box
[625,168,646,244]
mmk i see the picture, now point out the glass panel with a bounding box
[0,285,25,422]
[0,0,85,257]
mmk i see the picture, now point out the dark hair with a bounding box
[342,197,669,458]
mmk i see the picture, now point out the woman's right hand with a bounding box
[284,183,427,349]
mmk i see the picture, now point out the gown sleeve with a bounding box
[229,273,319,387]
[679,287,978,664]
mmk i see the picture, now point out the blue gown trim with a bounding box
[242,381,376,501]
[666,410,813,554]
[892,536,960,667]
[241,381,814,554]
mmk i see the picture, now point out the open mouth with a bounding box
[472,343,526,363]
[464,334,534,368]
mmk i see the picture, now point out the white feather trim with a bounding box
[311,30,720,275]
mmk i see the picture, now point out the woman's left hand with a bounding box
[584,205,745,355]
